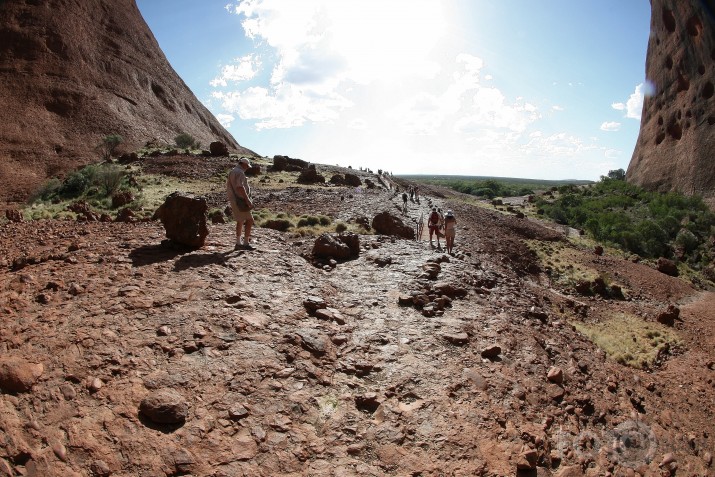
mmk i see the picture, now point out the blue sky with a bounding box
[136,0,651,180]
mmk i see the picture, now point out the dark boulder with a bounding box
[371,211,415,239]
[312,232,360,260]
[209,141,229,157]
[297,164,326,184]
[343,173,362,187]
[152,192,209,248]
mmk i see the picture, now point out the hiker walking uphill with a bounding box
[227,157,255,250]
[428,207,441,249]
[444,209,457,254]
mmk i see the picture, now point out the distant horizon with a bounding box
[137,0,650,181]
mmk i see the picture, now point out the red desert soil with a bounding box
[0,160,713,477]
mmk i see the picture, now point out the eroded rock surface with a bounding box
[0,0,254,206]
[628,0,715,205]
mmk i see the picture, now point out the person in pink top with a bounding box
[226,157,255,250]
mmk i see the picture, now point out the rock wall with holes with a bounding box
[0,0,255,205]
[627,0,715,203]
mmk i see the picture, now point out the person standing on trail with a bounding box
[444,209,457,254]
[227,157,255,250]
[428,207,441,248]
[401,191,408,213]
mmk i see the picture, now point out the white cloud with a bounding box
[216,113,235,127]
[600,121,621,132]
[210,55,260,87]
[218,0,448,129]
[521,132,597,157]
[551,105,564,112]
[213,85,353,130]
[613,82,651,120]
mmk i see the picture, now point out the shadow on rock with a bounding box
[173,251,230,271]
[137,412,186,434]
[129,243,185,266]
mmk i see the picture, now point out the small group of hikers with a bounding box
[428,206,457,254]
[227,160,458,254]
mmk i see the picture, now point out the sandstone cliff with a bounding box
[0,0,254,205]
[627,0,715,204]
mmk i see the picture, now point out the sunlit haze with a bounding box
[136,0,651,180]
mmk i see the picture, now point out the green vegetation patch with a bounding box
[527,240,600,286]
[573,313,682,369]
[536,170,715,271]
[252,209,364,236]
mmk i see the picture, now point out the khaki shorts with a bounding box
[444,229,455,238]
[230,201,254,224]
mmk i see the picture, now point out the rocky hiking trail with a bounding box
[0,174,714,477]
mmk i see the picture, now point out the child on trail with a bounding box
[428,207,441,248]
[444,209,457,254]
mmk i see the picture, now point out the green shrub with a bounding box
[175,132,196,149]
[536,172,715,268]
[59,170,91,198]
[97,164,126,196]
[319,215,332,226]
[335,222,348,233]
[99,134,123,160]
[28,178,62,203]
[297,215,320,227]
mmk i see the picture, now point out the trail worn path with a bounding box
[0,174,713,476]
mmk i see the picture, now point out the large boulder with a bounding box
[297,164,326,184]
[343,173,362,187]
[312,232,360,260]
[271,155,309,172]
[209,141,229,157]
[627,0,715,205]
[371,211,415,239]
[152,192,209,248]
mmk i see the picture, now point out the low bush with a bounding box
[536,169,715,269]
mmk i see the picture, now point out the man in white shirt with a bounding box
[226,157,255,250]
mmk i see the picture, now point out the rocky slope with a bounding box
[0,0,253,206]
[627,0,715,206]
[0,160,713,476]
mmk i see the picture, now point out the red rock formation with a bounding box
[0,0,255,205]
[627,0,715,205]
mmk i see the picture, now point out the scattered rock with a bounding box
[443,332,469,345]
[139,389,189,425]
[481,345,502,359]
[656,304,680,326]
[594,245,604,255]
[547,366,564,384]
[87,377,103,393]
[303,296,328,312]
[0,357,44,393]
[656,257,679,276]
[516,446,538,470]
